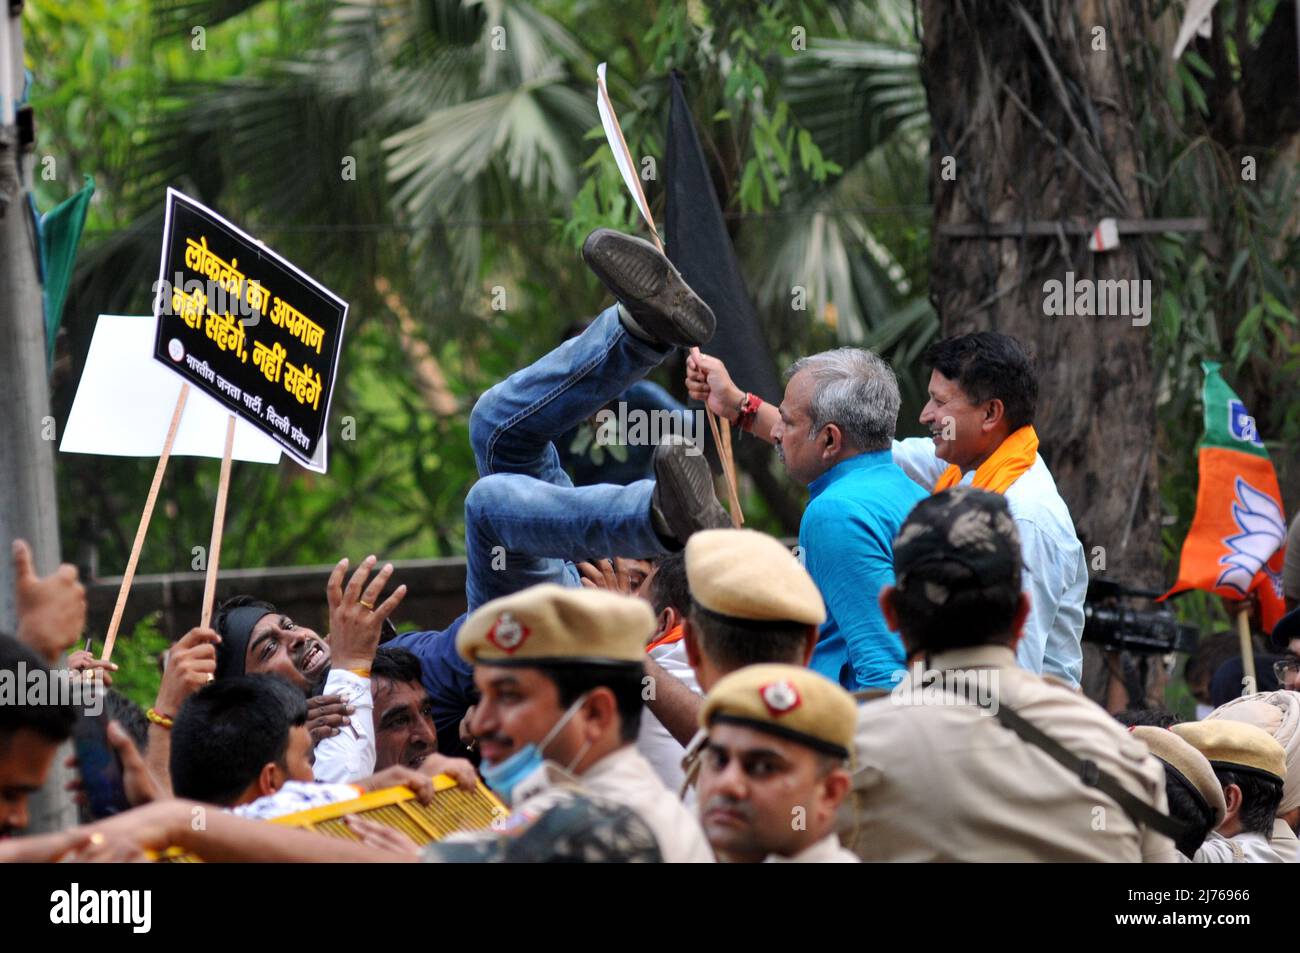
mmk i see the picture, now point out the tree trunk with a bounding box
[920,0,1160,586]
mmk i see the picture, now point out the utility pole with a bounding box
[0,0,76,834]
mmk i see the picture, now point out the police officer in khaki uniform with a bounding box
[1130,726,1226,860]
[1171,720,1288,863]
[456,583,715,862]
[1205,692,1300,860]
[842,487,1180,862]
[641,529,826,794]
[697,664,858,862]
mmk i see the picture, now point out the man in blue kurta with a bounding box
[686,348,925,690]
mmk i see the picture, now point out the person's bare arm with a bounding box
[643,656,703,747]
[177,810,410,863]
[684,352,780,446]
[146,627,222,796]
[86,800,413,863]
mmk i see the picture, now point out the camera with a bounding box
[1082,580,1199,655]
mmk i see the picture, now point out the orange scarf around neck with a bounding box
[646,622,684,654]
[932,425,1039,496]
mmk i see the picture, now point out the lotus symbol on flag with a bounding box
[1216,477,1286,595]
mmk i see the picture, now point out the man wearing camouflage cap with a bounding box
[1172,719,1288,862]
[457,583,714,862]
[697,664,858,862]
[843,486,1179,861]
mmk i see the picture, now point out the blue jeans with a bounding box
[464,305,674,611]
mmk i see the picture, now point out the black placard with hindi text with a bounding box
[151,188,347,471]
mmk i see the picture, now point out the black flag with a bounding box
[665,71,782,405]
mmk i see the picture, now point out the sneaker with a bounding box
[582,228,716,348]
[650,438,730,546]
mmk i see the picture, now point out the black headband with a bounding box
[215,605,274,680]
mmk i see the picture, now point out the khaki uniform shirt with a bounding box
[840,645,1178,862]
[577,745,715,863]
[764,834,860,864]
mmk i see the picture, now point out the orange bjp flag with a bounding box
[1161,362,1287,632]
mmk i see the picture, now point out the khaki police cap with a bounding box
[1131,726,1228,829]
[700,664,855,759]
[457,584,652,666]
[685,529,825,627]
[1171,720,1287,784]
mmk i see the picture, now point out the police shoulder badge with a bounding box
[487,611,530,653]
[760,680,801,716]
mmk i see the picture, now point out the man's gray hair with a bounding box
[784,348,901,451]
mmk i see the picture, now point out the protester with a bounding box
[11,540,86,668]
[0,635,78,838]
[384,228,731,749]
[689,335,1089,687]
[893,333,1087,686]
[170,673,475,820]
[686,347,923,690]
[1172,720,1288,862]
[1205,692,1300,860]
[370,647,441,771]
[844,486,1178,862]
[1129,726,1225,860]
[697,664,857,863]
[1268,607,1300,688]
[630,551,699,789]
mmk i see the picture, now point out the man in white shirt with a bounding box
[631,551,700,790]
[890,331,1087,687]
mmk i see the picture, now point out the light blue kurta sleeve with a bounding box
[1012,517,1085,687]
[891,437,948,491]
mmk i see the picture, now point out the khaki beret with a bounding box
[457,584,652,666]
[1130,727,1227,829]
[1171,720,1287,784]
[700,664,856,759]
[685,529,825,627]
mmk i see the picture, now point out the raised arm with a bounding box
[684,351,781,446]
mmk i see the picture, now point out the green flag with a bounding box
[39,175,95,364]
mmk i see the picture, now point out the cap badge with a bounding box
[760,680,801,716]
[487,612,529,653]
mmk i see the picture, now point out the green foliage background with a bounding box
[24,1,1300,707]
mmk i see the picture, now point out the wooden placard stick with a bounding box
[1236,609,1257,691]
[101,384,190,663]
[199,414,237,629]
[596,67,742,523]
[717,414,742,527]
